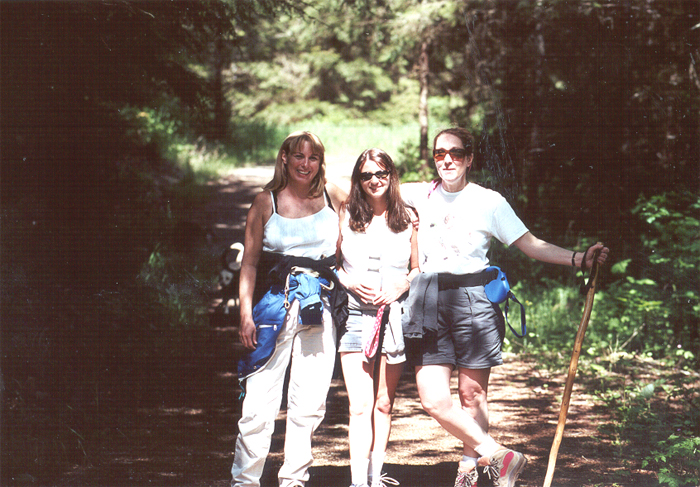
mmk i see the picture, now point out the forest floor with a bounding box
[53,168,665,487]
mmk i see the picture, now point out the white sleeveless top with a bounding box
[340,212,412,294]
[262,191,339,259]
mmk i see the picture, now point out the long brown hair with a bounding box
[346,148,410,233]
[264,131,326,197]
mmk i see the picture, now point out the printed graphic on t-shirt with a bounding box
[426,210,475,265]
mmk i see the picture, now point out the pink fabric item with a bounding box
[363,305,386,359]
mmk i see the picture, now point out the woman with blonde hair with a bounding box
[231,131,347,487]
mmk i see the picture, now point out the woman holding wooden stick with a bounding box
[401,127,609,487]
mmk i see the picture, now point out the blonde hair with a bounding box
[264,131,326,197]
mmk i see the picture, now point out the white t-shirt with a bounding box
[401,181,528,274]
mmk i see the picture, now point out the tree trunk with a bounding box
[211,37,229,141]
[419,39,430,171]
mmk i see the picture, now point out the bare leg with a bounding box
[370,356,403,453]
[414,364,491,450]
[457,367,490,458]
[341,352,375,462]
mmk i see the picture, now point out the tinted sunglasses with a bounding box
[359,170,390,182]
[433,148,468,161]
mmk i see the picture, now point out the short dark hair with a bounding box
[433,127,474,156]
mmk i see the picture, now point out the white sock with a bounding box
[369,451,386,482]
[474,436,499,459]
[459,455,478,471]
[351,457,369,486]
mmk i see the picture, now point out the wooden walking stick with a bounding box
[543,253,601,487]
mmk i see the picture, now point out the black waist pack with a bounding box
[483,266,526,338]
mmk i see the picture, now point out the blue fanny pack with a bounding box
[483,266,526,338]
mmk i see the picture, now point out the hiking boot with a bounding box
[371,473,399,487]
[483,448,527,487]
[454,466,478,487]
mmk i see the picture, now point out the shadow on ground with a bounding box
[51,171,659,487]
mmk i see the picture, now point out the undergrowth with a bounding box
[587,357,700,487]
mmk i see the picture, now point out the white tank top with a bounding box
[340,212,412,292]
[262,190,339,259]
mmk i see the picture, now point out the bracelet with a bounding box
[571,251,577,268]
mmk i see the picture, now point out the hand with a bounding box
[346,281,379,304]
[372,277,410,306]
[239,315,257,350]
[583,242,609,270]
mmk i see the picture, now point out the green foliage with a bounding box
[591,192,700,367]
[284,119,422,172]
[595,375,700,487]
[646,435,700,487]
[227,120,290,165]
[505,191,699,368]
[396,139,438,182]
[138,243,218,329]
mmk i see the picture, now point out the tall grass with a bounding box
[286,121,420,169]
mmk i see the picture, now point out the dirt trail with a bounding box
[55,169,657,487]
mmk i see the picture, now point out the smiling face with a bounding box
[359,158,390,201]
[434,133,473,190]
[282,140,321,186]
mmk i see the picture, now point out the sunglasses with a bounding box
[359,170,390,182]
[433,148,468,161]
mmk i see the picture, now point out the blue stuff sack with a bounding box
[483,266,527,338]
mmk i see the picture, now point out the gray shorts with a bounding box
[406,285,505,369]
[338,293,406,365]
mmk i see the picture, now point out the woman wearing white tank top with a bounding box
[336,149,419,487]
[231,131,346,487]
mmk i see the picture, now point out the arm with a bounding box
[407,212,421,281]
[512,232,609,269]
[238,192,269,350]
[326,181,348,212]
[335,204,345,269]
[337,258,379,305]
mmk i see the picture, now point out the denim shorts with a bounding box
[338,293,406,365]
[406,285,505,369]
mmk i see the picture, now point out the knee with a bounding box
[373,394,393,416]
[459,384,487,411]
[419,395,452,419]
[348,399,372,419]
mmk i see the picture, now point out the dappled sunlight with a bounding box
[156,407,205,416]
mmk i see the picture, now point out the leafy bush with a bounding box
[594,191,700,367]
[396,139,438,182]
[500,190,700,486]
[646,434,700,487]
[596,376,700,487]
[507,191,699,368]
